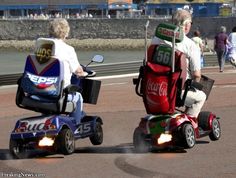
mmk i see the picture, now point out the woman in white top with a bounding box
[192,30,204,54]
[191,30,204,67]
[36,18,87,125]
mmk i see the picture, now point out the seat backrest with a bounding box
[16,38,79,114]
[20,39,64,98]
[140,23,187,114]
[147,43,187,89]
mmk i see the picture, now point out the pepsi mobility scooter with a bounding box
[9,39,104,158]
[133,23,221,152]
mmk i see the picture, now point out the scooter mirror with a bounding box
[92,55,104,63]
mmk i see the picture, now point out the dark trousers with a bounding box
[216,49,225,71]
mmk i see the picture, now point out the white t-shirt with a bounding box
[191,36,204,52]
[151,35,201,80]
[36,38,80,87]
[227,32,236,59]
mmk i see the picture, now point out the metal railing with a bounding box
[0,54,219,86]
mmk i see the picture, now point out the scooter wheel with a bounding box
[209,118,221,141]
[198,111,211,130]
[133,127,150,153]
[57,128,75,155]
[90,121,103,145]
[181,124,196,149]
[9,139,28,159]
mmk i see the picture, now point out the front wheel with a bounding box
[90,122,103,145]
[9,139,28,159]
[209,119,221,141]
[181,124,196,149]
[56,128,75,155]
[133,128,150,153]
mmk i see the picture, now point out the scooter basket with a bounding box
[80,78,101,104]
[71,75,101,104]
[200,75,215,100]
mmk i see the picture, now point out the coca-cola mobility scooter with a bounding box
[133,23,221,152]
[9,38,104,158]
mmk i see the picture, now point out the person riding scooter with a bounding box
[35,18,88,125]
[151,9,206,118]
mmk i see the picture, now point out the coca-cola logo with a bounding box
[146,79,168,96]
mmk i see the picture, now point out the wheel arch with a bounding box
[95,116,103,125]
[198,111,216,130]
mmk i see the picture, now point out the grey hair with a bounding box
[49,18,70,39]
[172,9,192,26]
[220,26,226,33]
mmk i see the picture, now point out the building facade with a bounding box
[0,0,233,18]
[145,0,232,17]
[0,0,137,18]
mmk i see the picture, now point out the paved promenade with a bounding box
[0,65,236,178]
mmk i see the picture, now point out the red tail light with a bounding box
[44,119,56,130]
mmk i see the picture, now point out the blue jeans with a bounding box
[68,92,85,125]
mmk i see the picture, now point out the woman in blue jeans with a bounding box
[36,18,87,125]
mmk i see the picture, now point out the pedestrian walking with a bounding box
[214,26,228,72]
[192,30,205,67]
[225,26,236,67]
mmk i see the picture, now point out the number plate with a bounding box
[74,122,93,136]
[153,45,172,66]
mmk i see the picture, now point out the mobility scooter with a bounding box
[9,38,104,158]
[133,23,221,152]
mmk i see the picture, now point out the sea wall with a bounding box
[0,17,236,40]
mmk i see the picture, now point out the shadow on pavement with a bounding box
[75,143,187,154]
[0,149,14,160]
[0,149,64,160]
[196,140,210,144]
[0,143,188,160]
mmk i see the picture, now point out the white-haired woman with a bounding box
[36,18,87,125]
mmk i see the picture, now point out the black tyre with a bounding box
[209,119,221,141]
[9,139,28,159]
[90,121,103,145]
[198,111,211,130]
[181,124,196,149]
[57,128,75,155]
[133,128,150,153]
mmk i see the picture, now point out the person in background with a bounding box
[152,9,206,118]
[191,30,204,67]
[225,26,236,68]
[214,26,228,72]
[37,18,87,125]
[204,37,212,53]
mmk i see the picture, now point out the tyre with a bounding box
[198,111,211,130]
[90,121,103,145]
[57,128,75,155]
[133,127,150,153]
[209,119,221,141]
[9,139,28,159]
[181,124,196,149]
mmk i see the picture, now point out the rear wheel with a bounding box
[209,119,221,141]
[198,111,211,130]
[9,139,28,159]
[181,124,196,149]
[90,121,103,145]
[57,128,75,155]
[133,128,150,153]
